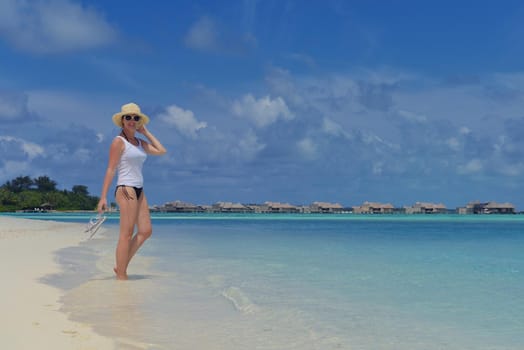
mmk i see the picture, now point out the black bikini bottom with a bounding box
[115,185,143,200]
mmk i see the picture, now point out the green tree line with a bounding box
[0,175,99,212]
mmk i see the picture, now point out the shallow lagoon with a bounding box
[7,213,524,349]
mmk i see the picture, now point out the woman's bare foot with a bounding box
[114,267,128,280]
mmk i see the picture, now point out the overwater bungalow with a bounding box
[352,201,395,214]
[309,201,345,213]
[263,201,300,213]
[159,200,203,213]
[212,202,252,213]
[459,201,516,214]
[405,202,447,214]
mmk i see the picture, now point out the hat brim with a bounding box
[112,112,150,128]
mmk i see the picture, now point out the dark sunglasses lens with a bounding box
[123,115,141,121]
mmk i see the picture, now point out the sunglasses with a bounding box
[122,115,141,122]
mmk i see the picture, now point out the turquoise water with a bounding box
[6,213,524,349]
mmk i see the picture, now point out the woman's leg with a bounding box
[115,186,140,280]
[126,193,152,264]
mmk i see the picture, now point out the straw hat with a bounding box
[112,102,150,128]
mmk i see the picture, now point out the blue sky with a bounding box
[2,0,524,209]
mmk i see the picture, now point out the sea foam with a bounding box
[222,286,260,314]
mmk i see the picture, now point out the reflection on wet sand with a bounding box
[61,273,164,350]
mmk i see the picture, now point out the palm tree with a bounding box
[72,185,89,196]
[34,176,57,192]
[6,176,34,193]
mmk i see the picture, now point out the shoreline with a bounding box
[0,216,115,349]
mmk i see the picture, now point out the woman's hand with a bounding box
[136,124,148,135]
[97,197,107,214]
[136,124,167,155]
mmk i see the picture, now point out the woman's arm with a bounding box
[97,138,124,213]
[138,125,167,156]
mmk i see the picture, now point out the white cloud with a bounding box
[0,136,45,181]
[184,16,219,52]
[48,144,72,162]
[322,117,351,138]
[397,109,427,123]
[159,105,207,139]
[73,148,91,162]
[297,138,318,160]
[497,163,524,176]
[0,93,28,121]
[21,142,44,159]
[446,137,460,151]
[184,16,256,54]
[0,136,44,159]
[0,103,21,120]
[232,94,294,128]
[265,67,306,106]
[0,160,32,180]
[457,159,483,174]
[459,126,471,135]
[0,0,117,54]
[234,129,266,161]
[285,53,316,67]
[372,161,384,175]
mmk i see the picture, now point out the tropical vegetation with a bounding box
[0,175,99,212]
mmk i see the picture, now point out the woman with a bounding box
[97,102,167,280]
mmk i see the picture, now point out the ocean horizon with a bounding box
[5,212,524,349]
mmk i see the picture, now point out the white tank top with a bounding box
[116,136,147,188]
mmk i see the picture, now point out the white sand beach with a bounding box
[0,216,114,350]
